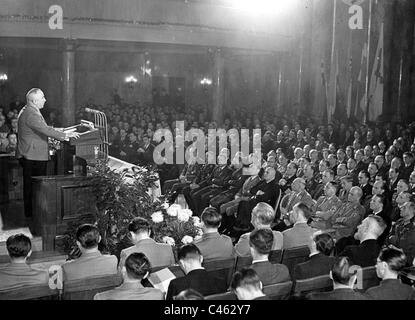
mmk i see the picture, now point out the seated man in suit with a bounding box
[62,224,118,281]
[0,234,49,290]
[340,215,386,267]
[293,232,336,280]
[230,268,269,300]
[311,181,343,230]
[166,244,223,299]
[249,229,290,286]
[137,134,155,166]
[232,166,280,236]
[365,246,415,300]
[119,217,175,270]
[193,207,235,261]
[235,202,283,257]
[307,256,368,300]
[282,202,317,249]
[94,253,164,300]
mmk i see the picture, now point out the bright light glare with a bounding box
[226,0,292,14]
[200,78,212,85]
[0,73,8,81]
[125,75,137,83]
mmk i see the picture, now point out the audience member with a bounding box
[230,268,269,300]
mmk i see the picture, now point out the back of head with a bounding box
[293,202,312,221]
[174,289,204,300]
[230,268,262,292]
[76,224,101,249]
[201,207,221,229]
[124,252,152,280]
[252,202,275,226]
[331,256,355,286]
[128,217,151,235]
[314,233,334,256]
[6,234,31,259]
[178,244,202,263]
[378,246,407,273]
[249,229,274,255]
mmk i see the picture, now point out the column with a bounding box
[212,48,225,125]
[62,40,76,127]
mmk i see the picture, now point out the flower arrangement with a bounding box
[151,202,201,248]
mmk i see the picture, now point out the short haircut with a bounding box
[372,194,386,208]
[174,289,204,300]
[201,207,221,228]
[125,252,152,279]
[378,247,407,272]
[252,202,275,225]
[6,234,31,258]
[294,202,312,220]
[178,244,201,261]
[367,214,387,237]
[314,233,334,256]
[26,88,41,103]
[325,168,335,178]
[76,224,100,249]
[249,229,274,255]
[359,170,370,179]
[331,256,356,286]
[128,217,151,234]
[230,268,262,291]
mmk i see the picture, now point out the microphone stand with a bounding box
[85,108,108,160]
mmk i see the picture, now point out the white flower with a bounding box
[181,235,194,245]
[162,236,175,246]
[167,204,181,217]
[151,211,164,223]
[177,210,190,222]
[194,234,202,241]
[181,209,193,218]
[192,216,202,227]
[161,202,170,210]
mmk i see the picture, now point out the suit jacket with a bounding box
[235,229,283,257]
[119,238,175,270]
[62,251,118,281]
[365,279,415,300]
[360,183,373,200]
[166,269,222,300]
[293,253,335,280]
[193,232,235,261]
[282,223,317,249]
[307,288,368,300]
[139,143,155,165]
[340,239,380,267]
[250,261,290,286]
[252,180,280,208]
[210,165,233,187]
[16,105,66,161]
[0,262,49,290]
[94,281,164,300]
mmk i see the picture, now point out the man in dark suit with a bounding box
[230,268,269,300]
[166,244,223,299]
[0,234,49,290]
[17,88,80,217]
[358,170,373,201]
[294,232,335,280]
[307,256,368,300]
[365,247,415,300]
[249,229,290,286]
[367,194,392,245]
[231,167,280,237]
[137,134,155,166]
[340,215,386,267]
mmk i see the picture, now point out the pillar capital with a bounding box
[59,39,79,52]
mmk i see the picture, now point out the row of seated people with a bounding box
[1,201,414,299]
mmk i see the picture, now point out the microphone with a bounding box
[85,107,101,114]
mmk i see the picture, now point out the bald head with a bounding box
[26,88,46,109]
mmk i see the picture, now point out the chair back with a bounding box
[203,257,236,291]
[293,274,333,297]
[234,255,253,272]
[263,281,293,300]
[205,291,237,300]
[62,273,122,300]
[355,266,380,292]
[0,285,59,300]
[281,246,310,277]
[269,250,283,264]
